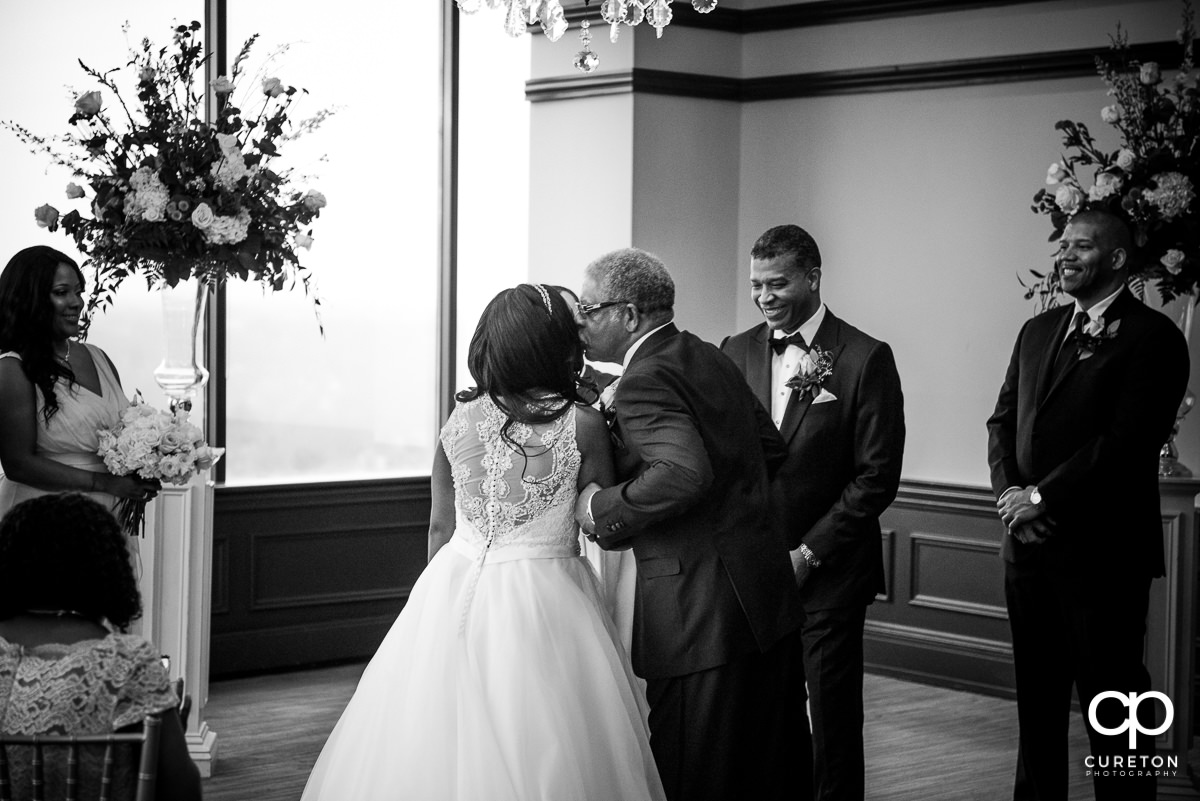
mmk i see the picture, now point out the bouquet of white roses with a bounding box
[98,394,223,535]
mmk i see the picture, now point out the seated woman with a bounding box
[0,493,201,801]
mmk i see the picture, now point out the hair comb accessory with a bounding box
[533,283,553,316]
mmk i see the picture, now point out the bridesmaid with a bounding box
[0,246,159,517]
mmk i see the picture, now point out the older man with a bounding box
[575,248,805,801]
[987,209,1189,800]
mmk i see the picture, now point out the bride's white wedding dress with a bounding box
[301,396,665,801]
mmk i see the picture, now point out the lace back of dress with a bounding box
[444,398,579,634]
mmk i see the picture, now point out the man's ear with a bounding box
[623,303,641,333]
[1109,247,1128,273]
[807,267,822,292]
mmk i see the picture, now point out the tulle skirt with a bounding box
[301,532,665,801]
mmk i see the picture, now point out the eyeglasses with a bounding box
[575,300,627,318]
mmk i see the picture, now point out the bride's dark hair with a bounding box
[457,284,594,443]
[0,246,84,423]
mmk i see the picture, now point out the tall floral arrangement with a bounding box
[1028,1,1199,311]
[3,21,329,322]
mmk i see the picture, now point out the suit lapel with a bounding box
[746,324,773,409]
[1035,306,1075,406]
[779,312,845,444]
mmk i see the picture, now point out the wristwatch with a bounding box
[1030,486,1043,507]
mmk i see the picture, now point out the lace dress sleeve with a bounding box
[110,635,178,729]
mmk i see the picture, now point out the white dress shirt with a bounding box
[770,304,826,428]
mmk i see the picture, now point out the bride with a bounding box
[301,284,665,801]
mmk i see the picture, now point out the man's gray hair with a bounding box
[585,248,675,315]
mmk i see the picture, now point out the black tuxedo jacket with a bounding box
[722,310,906,610]
[986,289,1189,579]
[589,324,803,679]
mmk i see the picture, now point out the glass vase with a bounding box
[153,276,210,409]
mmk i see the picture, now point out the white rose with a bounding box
[191,202,215,230]
[216,132,240,154]
[210,76,235,95]
[1140,62,1161,85]
[1161,249,1186,275]
[1045,163,1068,185]
[1115,148,1136,171]
[65,182,85,199]
[1055,184,1085,215]
[302,190,327,210]
[1088,172,1122,201]
[262,77,285,97]
[1100,105,1121,124]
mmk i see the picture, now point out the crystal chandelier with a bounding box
[455,0,718,73]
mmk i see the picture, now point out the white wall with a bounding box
[526,0,1198,487]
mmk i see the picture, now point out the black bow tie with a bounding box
[770,332,808,355]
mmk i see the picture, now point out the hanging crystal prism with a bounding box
[503,0,528,36]
[600,0,627,24]
[573,19,600,73]
[692,0,718,12]
[525,0,543,24]
[540,0,568,41]
[457,0,483,13]
[647,0,672,37]
[624,1,645,26]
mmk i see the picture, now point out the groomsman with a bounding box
[575,248,805,801]
[987,209,1189,800]
[721,224,905,801]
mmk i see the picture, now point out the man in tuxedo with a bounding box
[574,247,806,801]
[721,224,905,801]
[987,209,1189,801]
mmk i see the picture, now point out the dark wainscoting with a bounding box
[210,477,431,677]
[866,480,1016,698]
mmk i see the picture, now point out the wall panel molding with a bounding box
[526,41,1181,102]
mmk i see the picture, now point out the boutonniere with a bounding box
[598,380,619,427]
[785,345,835,399]
[1076,318,1120,360]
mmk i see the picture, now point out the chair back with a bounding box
[0,715,161,801]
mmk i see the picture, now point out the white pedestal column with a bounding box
[138,478,218,777]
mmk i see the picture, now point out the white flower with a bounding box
[202,209,252,245]
[210,76,235,95]
[1055,184,1085,215]
[215,132,240,154]
[1115,149,1136,171]
[302,190,327,210]
[262,77,284,97]
[65,182,85,199]
[1101,105,1121,124]
[1145,172,1195,221]
[1088,172,1122,201]
[1161,249,1186,275]
[190,202,215,230]
[210,150,249,189]
[295,233,314,250]
[1140,62,1161,85]
[1045,162,1068,185]
[122,167,170,222]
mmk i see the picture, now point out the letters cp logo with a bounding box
[1088,691,1174,748]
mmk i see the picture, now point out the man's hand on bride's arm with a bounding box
[576,483,601,538]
